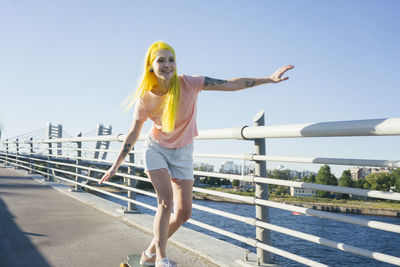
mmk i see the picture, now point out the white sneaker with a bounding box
[155,258,176,267]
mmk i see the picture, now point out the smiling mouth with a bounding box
[161,70,173,74]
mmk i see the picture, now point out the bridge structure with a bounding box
[1,112,400,266]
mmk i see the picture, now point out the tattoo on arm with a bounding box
[245,81,256,87]
[204,77,228,87]
[122,143,131,157]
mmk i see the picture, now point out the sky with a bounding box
[0,0,399,176]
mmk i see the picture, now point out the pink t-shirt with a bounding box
[133,75,204,148]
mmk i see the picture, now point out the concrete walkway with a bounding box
[0,166,217,267]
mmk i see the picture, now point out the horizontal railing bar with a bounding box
[253,176,400,201]
[4,150,400,170]
[242,118,400,139]
[2,117,399,146]
[39,147,123,153]
[194,169,400,202]
[252,155,400,168]
[193,187,254,204]
[18,159,155,196]
[3,152,115,168]
[193,170,254,182]
[256,199,400,234]
[21,152,141,167]
[194,153,252,160]
[196,118,400,139]
[194,152,400,168]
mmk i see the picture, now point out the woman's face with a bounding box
[151,49,176,81]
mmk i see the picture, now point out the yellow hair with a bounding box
[123,41,180,133]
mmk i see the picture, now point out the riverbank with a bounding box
[272,198,400,217]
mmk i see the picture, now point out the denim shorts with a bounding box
[143,135,194,180]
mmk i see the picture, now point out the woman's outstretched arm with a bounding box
[202,64,294,91]
[98,119,145,184]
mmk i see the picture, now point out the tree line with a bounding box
[273,165,400,199]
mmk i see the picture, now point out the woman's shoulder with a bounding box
[179,74,204,91]
[180,74,203,80]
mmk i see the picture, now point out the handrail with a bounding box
[2,117,400,145]
[1,115,399,266]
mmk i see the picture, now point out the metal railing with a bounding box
[1,114,400,266]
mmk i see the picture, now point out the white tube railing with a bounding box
[4,153,400,237]
[1,116,400,266]
[3,156,400,266]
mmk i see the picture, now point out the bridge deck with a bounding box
[0,166,215,267]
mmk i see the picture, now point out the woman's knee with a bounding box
[176,206,192,223]
[158,195,174,211]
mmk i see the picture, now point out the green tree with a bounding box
[221,179,231,186]
[355,178,367,189]
[207,177,222,186]
[393,169,400,192]
[232,179,240,187]
[339,170,353,187]
[272,169,290,180]
[274,185,289,196]
[315,165,338,198]
[365,172,393,191]
[302,174,316,183]
[338,170,353,199]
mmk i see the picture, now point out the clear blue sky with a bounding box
[1,0,399,176]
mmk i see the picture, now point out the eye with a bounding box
[157,58,165,63]
[169,58,175,62]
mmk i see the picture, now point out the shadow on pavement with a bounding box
[0,197,51,267]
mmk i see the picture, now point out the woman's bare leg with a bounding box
[145,178,193,255]
[146,168,173,262]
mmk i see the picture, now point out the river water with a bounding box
[96,192,400,267]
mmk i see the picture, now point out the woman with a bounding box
[99,41,293,267]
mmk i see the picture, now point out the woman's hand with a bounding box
[98,166,118,185]
[269,65,294,83]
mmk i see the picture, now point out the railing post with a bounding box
[253,110,272,264]
[47,123,53,181]
[94,124,112,160]
[29,137,34,174]
[74,132,83,191]
[57,124,62,156]
[15,138,19,169]
[127,152,137,212]
[5,139,9,166]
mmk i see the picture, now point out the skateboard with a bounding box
[120,254,177,267]
[120,254,143,267]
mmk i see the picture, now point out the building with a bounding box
[290,187,317,197]
[349,167,392,181]
[219,160,254,175]
[194,162,214,172]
